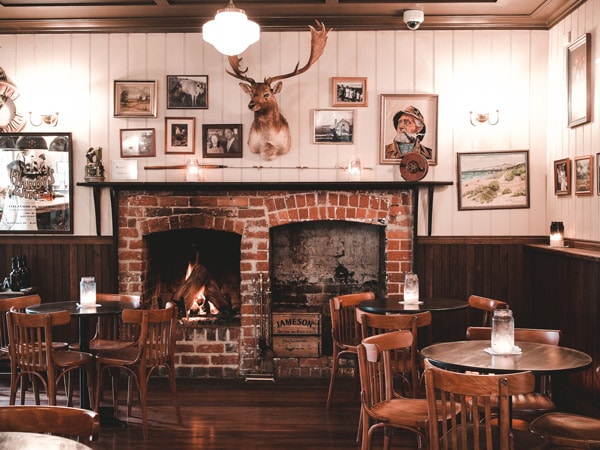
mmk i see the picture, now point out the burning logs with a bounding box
[172,263,229,314]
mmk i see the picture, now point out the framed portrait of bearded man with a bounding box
[380,94,438,165]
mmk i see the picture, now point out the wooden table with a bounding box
[359,297,468,314]
[0,431,92,449]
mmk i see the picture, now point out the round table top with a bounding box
[26,300,130,316]
[359,297,469,314]
[421,340,592,374]
[0,431,92,449]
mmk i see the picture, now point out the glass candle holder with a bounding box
[403,273,419,304]
[80,276,96,307]
[491,309,514,354]
[549,221,564,247]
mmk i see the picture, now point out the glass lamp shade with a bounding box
[202,5,260,56]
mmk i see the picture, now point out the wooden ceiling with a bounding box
[0,0,584,34]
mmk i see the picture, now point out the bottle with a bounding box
[9,257,22,291]
[491,309,515,354]
[20,255,31,288]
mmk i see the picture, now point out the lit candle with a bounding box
[549,222,564,247]
[80,276,96,307]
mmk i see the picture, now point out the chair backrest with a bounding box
[0,294,42,352]
[425,364,536,450]
[0,405,99,443]
[329,292,375,349]
[94,293,141,341]
[468,295,509,327]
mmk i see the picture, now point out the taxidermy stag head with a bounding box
[226,20,330,161]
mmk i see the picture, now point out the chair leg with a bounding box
[167,362,183,425]
[138,366,148,439]
[326,351,341,410]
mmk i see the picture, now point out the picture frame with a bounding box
[574,155,593,196]
[597,153,600,195]
[114,80,157,118]
[165,117,195,154]
[312,109,355,144]
[120,128,156,158]
[457,150,530,210]
[554,158,571,196]
[331,77,367,107]
[380,94,438,165]
[167,75,208,109]
[202,124,243,158]
[0,132,73,233]
[567,33,591,128]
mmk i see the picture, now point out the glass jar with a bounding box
[549,221,564,247]
[403,272,419,304]
[80,276,97,307]
[491,309,514,354]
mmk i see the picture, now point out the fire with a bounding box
[185,285,220,320]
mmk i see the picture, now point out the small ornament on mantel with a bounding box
[84,147,105,182]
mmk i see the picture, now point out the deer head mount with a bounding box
[226,20,330,161]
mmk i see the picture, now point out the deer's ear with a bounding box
[239,83,253,94]
[272,82,283,94]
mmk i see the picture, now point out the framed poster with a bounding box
[554,158,571,195]
[0,132,73,233]
[202,124,243,158]
[165,117,195,154]
[312,109,354,144]
[457,150,530,210]
[167,75,208,109]
[574,155,593,196]
[567,33,591,128]
[120,128,156,158]
[331,77,367,107]
[114,80,157,118]
[380,94,438,165]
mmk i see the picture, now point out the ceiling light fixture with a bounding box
[202,0,260,56]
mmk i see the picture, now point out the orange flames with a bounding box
[185,264,220,319]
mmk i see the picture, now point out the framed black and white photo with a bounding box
[567,33,591,128]
[554,158,571,196]
[574,155,593,196]
[312,109,354,144]
[113,80,157,118]
[120,128,156,158]
[597,153,600,195]
[167,75,208,109]
[202,124,243,158]
[165,117,195,155]
[331,77,367,107]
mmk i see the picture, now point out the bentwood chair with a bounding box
[326,291,375,410]
[468,295,509,327]
[425,364,548,450]
[0,405,99,443]
[95,302,182,438]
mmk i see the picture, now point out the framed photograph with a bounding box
[380,94,438,165]
[312,109,355,144]
[114,80,157,118]
[165,117,195,154]
[567,33,591,128]
[167,75,208,109]
[554,158,571,195]
[574,155,593,196]
[120,128,156,158]
[331,77,367,107]
[457,150,530,210]
[0,132,73,233]
[202,124,243,158]
[597,153,600,195]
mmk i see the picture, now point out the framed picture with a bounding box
[120,128,156,158]
[312,109,355,144]
[0,132,73,233]
[167,75,208,109]
[457,150,530,210]
[574,155,593,196]
[567,33,591,128]
[597,153,600,195]
[554,158,571,195]
[202,124,243,158]
[114,80,157,118]
[165,117,195,154]
[331,77,367,107]
[380,94,438,165]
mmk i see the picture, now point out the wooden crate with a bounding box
[272,335,321,357]
[272,311,321,335]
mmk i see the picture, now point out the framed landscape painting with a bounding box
[574,155,593,195]
[114,80,157,118]
[457,150,530,210]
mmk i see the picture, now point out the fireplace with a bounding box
[115,185,413,378]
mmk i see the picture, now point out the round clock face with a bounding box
[0,81,26,133]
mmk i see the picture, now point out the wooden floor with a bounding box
[0,375,422,450]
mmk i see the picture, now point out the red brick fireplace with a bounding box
[114,182,414,378]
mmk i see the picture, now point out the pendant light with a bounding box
[202,0,260,56]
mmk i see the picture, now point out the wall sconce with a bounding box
[202,0,260,56]
[549,221,565,247]
[469,110,499,126]
[29,112,59,127]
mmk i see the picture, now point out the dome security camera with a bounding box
[403,9,424,30]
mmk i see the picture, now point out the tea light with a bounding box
[549,221,564,247]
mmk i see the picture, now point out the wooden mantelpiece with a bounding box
[77,181,453,237]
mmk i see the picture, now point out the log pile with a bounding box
[172,263,229,314]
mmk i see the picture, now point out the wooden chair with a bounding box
[326,291,375,410]
[95,302,182,438]
[0,295,45,357]
[467,326,560,423]
[468,295,509,327]
[424,364,548,450]
[0,405,99,443]
[6,309,95,407]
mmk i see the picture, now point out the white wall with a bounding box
[0,27,550,237]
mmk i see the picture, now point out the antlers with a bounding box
[226,20,331,86]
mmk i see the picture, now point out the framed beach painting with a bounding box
[457,150,530,210]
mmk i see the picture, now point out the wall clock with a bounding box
[0,80,26,133]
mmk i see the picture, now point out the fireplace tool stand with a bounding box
[245,273,275,382]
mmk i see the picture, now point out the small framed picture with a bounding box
[331,77,367,107]
[114,80,157,118]
[165,117,195,154]
[597,153,600,195]
[567,33,591,128]
[167,75,208,109]
[554,158,571,195]
[574,155,593,196]
[120,128,156,158]
[202,124,243,158]
[312,109,355,144]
